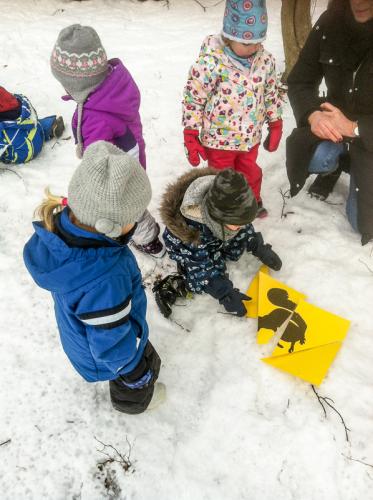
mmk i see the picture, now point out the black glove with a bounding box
[250,232,282,271]
[220,288,251,317]
[205,276,251,317]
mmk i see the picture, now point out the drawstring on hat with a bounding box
[76,103,84,159]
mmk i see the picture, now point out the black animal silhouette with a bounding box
[258,288,307,353]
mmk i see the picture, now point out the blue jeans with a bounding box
[308,140,357,231]
[308,140,344,174]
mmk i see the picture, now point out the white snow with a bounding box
[1,1,373,499]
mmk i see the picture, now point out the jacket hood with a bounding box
[83,58,140,120]
[160,168,217,245]
[23,222,123,294]
[201,34,265,69]
[180,175,214,223]
[0,95,33,131]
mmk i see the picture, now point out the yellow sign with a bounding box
[244,265,269,319]
[262,301,350,385]
[256,272,307,345]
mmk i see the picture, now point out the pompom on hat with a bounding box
[68,141,152,238]
[222,0,268,44]
[50,24,108,103]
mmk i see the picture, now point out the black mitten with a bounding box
[205,276,251,317]
[249,232,282,271]
[220,289,251,317]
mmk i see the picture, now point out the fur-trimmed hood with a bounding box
[160,168,218,245]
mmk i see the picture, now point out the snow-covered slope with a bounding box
[0,1,372,499]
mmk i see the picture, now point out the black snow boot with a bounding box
[308,165,343,201]
[152,274,189,318]
[51,116,65,139]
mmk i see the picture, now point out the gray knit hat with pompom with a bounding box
[68,141,151,238]
[51,24,108,103]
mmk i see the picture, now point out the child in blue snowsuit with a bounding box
[159,168,282,317]
[0,86,64,164]
[23,141,165,414]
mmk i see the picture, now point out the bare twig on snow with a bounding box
[342,453,373,470]
[358,258,373,275]
[95,436,133,472]
[279,188,294,219]
[311,385,350,442]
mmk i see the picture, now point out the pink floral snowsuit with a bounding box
[182,35,282,201]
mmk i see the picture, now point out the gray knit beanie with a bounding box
[51,24,108,103]
[68,141,152,238]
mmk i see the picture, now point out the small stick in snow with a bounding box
[1,167,23,181]
[342,453,373,469]
[52,8,65,16]
[192,0,224,10]
[0,439,11,447]
[218,311,241,317]
[279,188,294,219]
[170,317,191,333]
[311,385,350,442]
[0,167,28,192]
[358,258,373,275]
[95,436,133,471]
[193,0,207,10]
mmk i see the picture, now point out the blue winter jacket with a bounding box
[0,95,45,164]
[163,221,257,293]
[23,208,148,382]
[160,169,260,294]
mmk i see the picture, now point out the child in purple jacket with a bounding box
[50,24,164,257]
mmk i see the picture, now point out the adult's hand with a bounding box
[320,102,356,137]
[308,110,343,143]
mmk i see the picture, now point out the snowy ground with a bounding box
[1,0,373,499]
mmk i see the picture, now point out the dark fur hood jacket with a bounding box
[160,167,218,246]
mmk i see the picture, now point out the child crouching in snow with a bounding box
[0,86,64,164]
[182,0,283,217]
[23,141,165,414]
[50,24,164,258]
[157,168,282,317]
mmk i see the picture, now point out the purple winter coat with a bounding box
[65,58,146,168]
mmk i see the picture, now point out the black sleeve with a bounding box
[287,13,328,127]
[355,114,373,153]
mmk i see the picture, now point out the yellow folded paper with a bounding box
[256,272,307,345]
[245,265,269,319]
[262,301,350,385]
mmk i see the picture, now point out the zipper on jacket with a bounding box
[350,56,367,111]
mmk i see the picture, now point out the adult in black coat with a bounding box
[286,0,373,245]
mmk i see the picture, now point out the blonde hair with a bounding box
[221,35,232,47]
[34,188,66,233]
